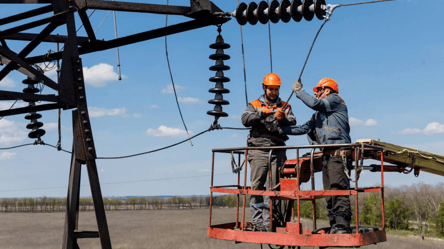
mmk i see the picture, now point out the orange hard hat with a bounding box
[263,73,281,86]
[313,78,338,93]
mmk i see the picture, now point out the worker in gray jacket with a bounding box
[281,78,352,234]
[241,73,296,231]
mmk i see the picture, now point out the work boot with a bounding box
[329,224,351,234]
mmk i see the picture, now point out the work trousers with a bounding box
[248,149,286,229]
[322,154,352,226]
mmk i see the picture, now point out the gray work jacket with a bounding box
[242,95,296,146]
[281,90,351,145]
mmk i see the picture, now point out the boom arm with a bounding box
[356,139,444,177]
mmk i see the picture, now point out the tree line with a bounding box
[0,195,246,213]
[298,183,444,237]
[2,183,443,236]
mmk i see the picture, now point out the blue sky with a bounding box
[0,0,443,198]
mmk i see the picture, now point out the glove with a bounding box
[292,80,303,93]
[260,108,273,118]
[275,110,285,122]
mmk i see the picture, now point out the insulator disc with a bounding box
[209,76,230,83]
[25,113,42,120]
[23,87,39,94]
[22,78,39,85]
[209,99,230,105]
[209,87,230,94]
[207,110,228,117]
[269,0,280,23]
[209,42,230,50]
[26,121,43,129]
[302,0,314,21]
[279,0,292,23]
[210,35,231,49]
[257,1,269,24]
[314,0,326,20]
[28,129,45,139]
[235,2,248,25]
[209,64,230,71]
[247,2,258,25]
[209,53,230,61]
[290,0,302,22]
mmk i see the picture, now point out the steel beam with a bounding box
[0,20,61,82]
[86,0,191,15]
[26,17,228,64]
[0,103,59,116]
[78,9,96,42]
[0,11,65,37]
[0,46,59,90]
[3,33,89,44]
[0,5,53,26]
[0,90,57,102]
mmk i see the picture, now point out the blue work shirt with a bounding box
[281,89,351,145]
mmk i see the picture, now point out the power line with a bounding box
[0,173,233,193]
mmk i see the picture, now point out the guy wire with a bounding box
[165,0,193,146]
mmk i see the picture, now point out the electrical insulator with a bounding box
[207,26,230,120]
[22,76,45,140]
[231,0,326,26]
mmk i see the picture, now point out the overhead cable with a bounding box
[238,0,249,107]
[165,0,193,146]
[0,100,18,121]
[112,0,122,80]
[267,0,273,73]
[0,173,233,193]
[283,0,394,109]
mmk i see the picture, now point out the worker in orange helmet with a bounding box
[280,78,352,234]
[241,73,296,232]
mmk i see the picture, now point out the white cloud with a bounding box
[0,119,27,145]
[178,97,201,104]
[396,122,444,135]
[88,107,127,118]
[198,168,209,172]
[149,105,159,109]
[0,76,16,87]
[83,63,124,87]
[161,84,185,94]
[349,117,379,127]
[0,101,27,110]
[100,169,105,173]
[0,152,16,160]
[232,133,239,138]
[146,125,192,138]
[132,113,142,119]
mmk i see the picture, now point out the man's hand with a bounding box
[275,110,286,122]
[292,80,303,93]
[260,109,273,118]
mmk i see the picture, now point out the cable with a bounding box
[95,10,111,34]
[0,173,233,193]
[0,100,18,121]
[238,0,249,107]
[340,0,394,7]
[165,0,193,146]
[282,0,393,109]
[267,0,273,73]
[112,0,122,80]
[45,143,72,154]
[96,128,210,160]
[0,143,34,150]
